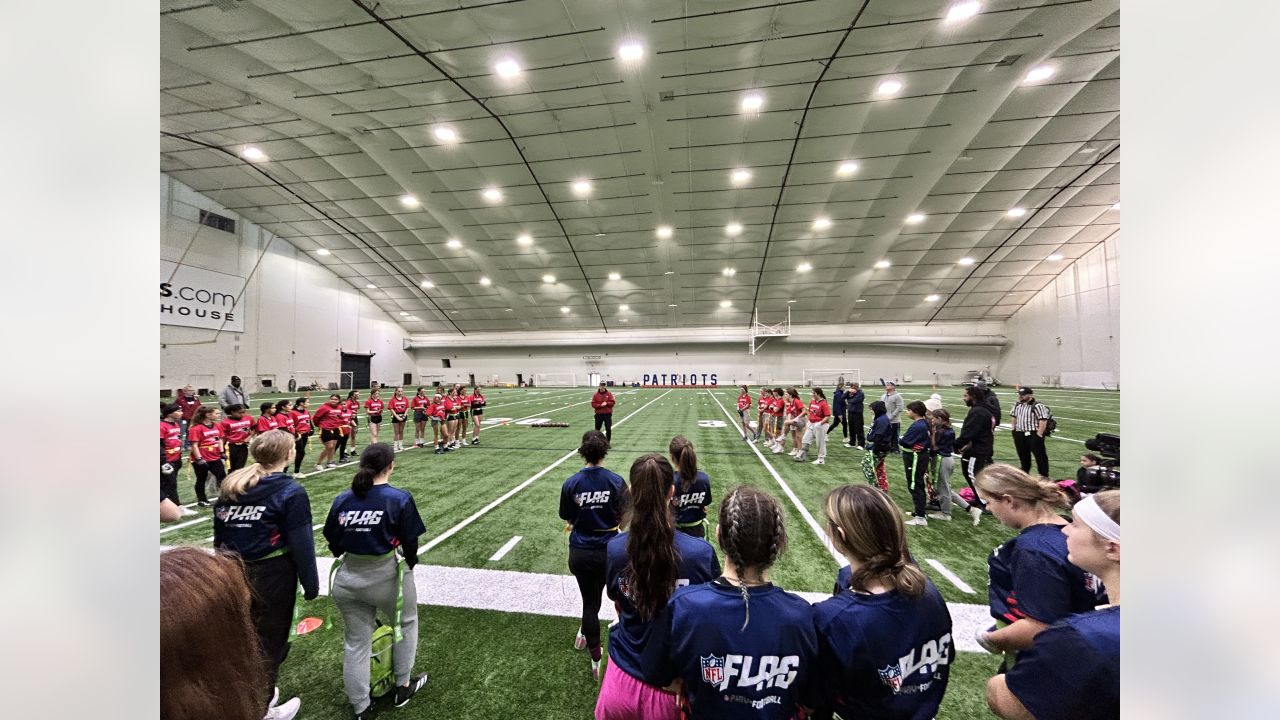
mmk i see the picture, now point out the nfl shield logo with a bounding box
[700,654,725,685]
[877,663,904,692]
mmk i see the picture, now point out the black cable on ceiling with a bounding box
[161,131,464,335]
[349,0,609,333]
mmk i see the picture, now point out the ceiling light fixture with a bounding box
[837,161,859,176]
[1024,65,1055,83]
[813,216,832,230]
[925,294,941,302]
[608,272,621,281]
[740,93,764,112]
[400,194,419,208]
[1007,207,1027,217]
[1112,202,1120,210]
[505,308,513,312]
[482,187,502,202]
[946,1,981,22]
[726,222,743,236]
[876,79,903,97]
[365,284,377,289]
[856,298,866,303]
[905,213,925,224]
[1078,146,1098,154]
[664,271,674,275]
[560,306,570,314]
[787,299,797,304]
[656,225,673,239]
[516,233,533,246]
[720,300,732,308]
[797,262,813,272]
[619,304,629,311]
[874,260,891,269]
[315,248,331,256]
[479,277,491,286]
[446,238,462,249]
[722,267,736,277]
[958,257,976,266]
[241,146,267,161]
[731,168,752,185]
[494,58,522,78]
[399,312,409,316]
[668,303,678,307]
[421,280,434,288]
[572,180,592,196]
[432,126,458,143]
[1047,253,1065,261]
[618,42,644,62]
[542,274,556,283]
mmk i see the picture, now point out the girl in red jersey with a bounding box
[411,387,429,447]
[388,386,410,451]
[218,404,254,471]
[785,387,806,457]
[338,390,360,461]
[430,392,448,454]
[312,394,344,471]
[273,400,296,437]
[457,386,473,447]
[254,402,280,436]
[188,405,227,506]
[469,385,486,445]
[442,389,459,450]
[364,388,385,446]
[767,388,789,454]
[291,397,313,475]
[796,387,832,465]
[161,403,189,510]
[735,385,754,442]
[755,387,768,444]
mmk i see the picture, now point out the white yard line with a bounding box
[417,389,675,556]
[925,559,976,594]
[705,390,848,568]
[489,536,523,562]
[995,423,1086,444]
[1054,416,1121,427]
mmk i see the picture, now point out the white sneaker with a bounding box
[315,464,324,472]
[772,445,784,454]
[904,516,928,527]
[811,458,825,465]
[179,507,197,517]
[842,442,853,448]
[263,696,300,720]
[970,506,984,526]
[574,629,586,651]
[268,687,279,709]
[927,512,952,521]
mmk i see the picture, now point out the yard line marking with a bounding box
[489,536,523,562]
[706,389,847,568]
[159,515,211,534]
[925,559,976,594]
[418,389,675,556]
[995,423,1085,444]
[1054,415,1121,427]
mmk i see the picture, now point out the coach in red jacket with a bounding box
[591,383,615,441]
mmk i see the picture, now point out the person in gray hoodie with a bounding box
[881,382,905,443]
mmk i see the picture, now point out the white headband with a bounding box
[1075,495,1120,543]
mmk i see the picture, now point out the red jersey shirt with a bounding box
[218,416,253,444]
[807,399,831,423]
[161,420,183,463]
[345,399,360,415]
[471,393,486,409]
[275,411,296,435]
[737,393,752,412]
[430,400,445,420]
[789,397,805,417]
[365,398,385,414]
[291,409,313,434]
[411,395,429,411]
[188,423,224,462]
[767,397,783,416]
[591,391,615,415]
[255,414,279,433]
[459,393,473,410]
[313,403,345,430]
[442,396,456,414]
[389,396,410,415]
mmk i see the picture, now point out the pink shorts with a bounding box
[594,660,680,720]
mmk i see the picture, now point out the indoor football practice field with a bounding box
[159,383,1119,719]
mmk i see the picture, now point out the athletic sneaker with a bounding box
[771,445,784,454]
[394,673,429,708]
[574,629,586,651]
[315,464,324,472]
[434,447,443,455]
[263,696,300,720]
[969,506,983,526]
[904,516,928,527]
[295,472,307,480]
[268,687,279,709]
[591,658,602,682]
[472,437,480,445]
[327,462,338,468]
[198,500,212,507]
[811,458,825,465]
[927,512,952,521]
[842,442,854,448]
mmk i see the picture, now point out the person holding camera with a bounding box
[1010,387,1052,479]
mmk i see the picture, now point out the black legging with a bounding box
[960,454,992,508]
[567,545,608,653]
[293,433,311,473]
[903,450,929,518]
[593,413,613,441]
[160,459,182,504]
[228,443,249,472]
[827,412,846,437]
[848,409,865,447]
[193,459,227,503]
[336,430,350,461]
[244,553,299,696]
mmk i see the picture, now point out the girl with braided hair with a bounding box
[809,484,954,719]
[641,486,817,719]
[595,454,719,720]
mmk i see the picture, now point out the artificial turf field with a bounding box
[159,383,1120,719]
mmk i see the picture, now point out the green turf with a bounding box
[161,384,1119,719]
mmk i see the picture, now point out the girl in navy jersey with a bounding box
[974,464,1103,664]
[255,402,280,436]
[863,401,892,492]
[899,401,932,526]
[643,486,817,719]
[161,403,186,508]
[364,388,384,446]
[559,431,628,679]
[469,386,486,445]
[928,409,979,524]
[312,394,344,471]
[188,406,227,506]
[736,385,754,442]
[810,485,954,720]
[213,430,319,718]
[291,398,313,475]
[411,387,429,448]
[669,436,712,539]
[388,386,410,452]
[325,444,429,718]
[596,454,720,719]
[988,490,1120,720]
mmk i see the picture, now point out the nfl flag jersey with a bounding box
[212,472,319,598]
[987,523,1103,626]
[559,467,627,549]
[1004,606,1120,720]
[673,471,713,526]
[324,484,426,565]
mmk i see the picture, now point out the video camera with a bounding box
[1079,433,1120,493]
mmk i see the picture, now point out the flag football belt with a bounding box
[676,517,709,531]
[328,549,407,643]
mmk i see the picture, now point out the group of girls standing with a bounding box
[740,386,834,464]
[187,431,429,720]
[378,384,487,454]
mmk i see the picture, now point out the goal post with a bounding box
[801,369,861,388]
[288,371,354,393]
[534,372,576,387]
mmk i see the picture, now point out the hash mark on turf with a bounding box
[489,536,523,562]
[925,558,976,594]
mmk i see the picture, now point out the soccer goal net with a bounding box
[534,372,577,387]
[801,369,861,388]
[288,371,354,392]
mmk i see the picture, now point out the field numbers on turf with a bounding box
[697,420,728,428]
[516,418,553,425]
[481,417,513,425]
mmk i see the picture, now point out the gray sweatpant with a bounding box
[936,455,969,512]
[801,419,828,461]
[331,553,420,713]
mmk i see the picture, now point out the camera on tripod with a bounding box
[1079,433,1120,493]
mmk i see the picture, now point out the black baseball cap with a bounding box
[1018,386,1034,395]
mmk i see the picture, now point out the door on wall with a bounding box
[468,373,476,387]
[340,352,373,390]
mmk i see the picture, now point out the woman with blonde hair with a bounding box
[810,484,953,719]
[973,464,1104,663]
[213,430,319,717]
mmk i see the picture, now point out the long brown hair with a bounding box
[718,486,787,629]
[975,463,1068,510]
[824,485,926,597]
[221,430,293,501]
[623,454,679,620]
[161,548,267,720]
[668,436,698,493]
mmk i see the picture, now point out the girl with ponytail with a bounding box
[974,464,1105,661]
[809,484,954,719]
[641,486,817,719]
[212,429,319,718]
[595,454,719,720]
[669,436,712,539]
[324,443,429,717]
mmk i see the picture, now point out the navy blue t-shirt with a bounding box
[559,466,627,549]
[811,581,954,720]
[987,523,1103,625]
[867,415,894,452]
[898,418,930,453]
[641,580,818,719]
[674,471,713,526]
[833,565,853,595]
[933,428,956,457]
[605,531,721,680]
[213,472,319,597]
[323,484,426,565]
[1005,606,1120,720]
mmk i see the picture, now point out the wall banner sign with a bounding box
[160,261,246,332]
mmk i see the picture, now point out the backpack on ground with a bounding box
[370,621,396,698]
[1042,405,1057,436]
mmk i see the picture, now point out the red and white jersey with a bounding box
[411,395,429,411]
[161,421,183,463]
[218,416,253,444]
[345,399,360,415]
[442,396,456,414]
[789,397,805,417]
[275,411,296,435]
[458,393,473,410]
[188,423,224,463]
[255,414,280,434]
[737,393,753,412]
[313,403,345,430]
[365,398,385,414]
[291,409,313,434]
[807,399,831,423]
[768,397,783,416]
[470,393,486,409]
[389,396,410,415]
[429,400,445,420]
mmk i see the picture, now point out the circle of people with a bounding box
[161,400,1119,720]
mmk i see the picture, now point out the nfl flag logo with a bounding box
[877,663,904,692]
[700,655,725,685]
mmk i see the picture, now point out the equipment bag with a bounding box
[1043,406,1057,436]
[369,621,396,698]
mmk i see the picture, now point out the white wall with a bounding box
[160,176,415,393]
[997,234,1121,388]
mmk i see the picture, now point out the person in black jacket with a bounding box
[828,382,848,440]
[213,429,319,720]
[976,381,1002,421]
[845,382,867,449]
[956,386,996,525]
